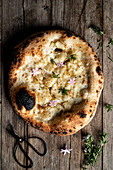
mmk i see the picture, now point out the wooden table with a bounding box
[0,0,113,169]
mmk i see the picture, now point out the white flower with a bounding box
[57,61,65,68]
[49,100,57,107]
[61,145,72,156]
[68,77,76,86]
[32,67,40,77]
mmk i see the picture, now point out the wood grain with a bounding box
[1,0,27,169]
[103,0,113,170]
[0,0,113,170]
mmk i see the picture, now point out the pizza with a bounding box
[8,30,104,136]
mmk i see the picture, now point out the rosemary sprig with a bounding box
[52,72,59,78]
[106,50,113,62]
[89,26,104,36]
[107,16,113,23]
[66,54,76,61]
[105,104,113,112]
[58,88,69,95]
[83,133,108,169]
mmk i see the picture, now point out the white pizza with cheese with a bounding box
[9,30,103,136]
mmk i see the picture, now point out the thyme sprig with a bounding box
[58,88,69,95]
[52,72,59,78]
[83,133,108,170]
[89,26,104,36]
[105,104,113,112]
[66,54,76,61]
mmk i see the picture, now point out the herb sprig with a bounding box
[58,88,70,95]
[105,104,113,112]
[52,72,59,78]
[83,133,108,170]
[89,26,104,36]
[66,54,76,61]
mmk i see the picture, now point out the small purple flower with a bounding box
[32,67,40,77]
[84,148,87,152]
[57,61,65,68]
[68,77,76,86]
[61,145,72,156]
[82,134,90,141]
[49,100,57,107]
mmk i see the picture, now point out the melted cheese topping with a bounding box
[17,38,89,122]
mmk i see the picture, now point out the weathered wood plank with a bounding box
[1,0,27,169]
[0,1,1,102]
[103,0,113,170]
[81,0,103,169]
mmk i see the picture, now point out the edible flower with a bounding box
[57,61,65,68]
[49,100,57,107]
[68,77,76,86]
[32,67,40,77]
[61,145,72,155]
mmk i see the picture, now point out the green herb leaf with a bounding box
[108,39,113,45]
[52,72,59,78]
[105,104,113,112]
[58,88,69,95]
[66,54,76,61]
[107,16,113,22]
[106,45,110,48]
[97,39,101,42]
[89,26,104,36]
[106,50,113,62]
[97,42,103,50]
[83,133,108,169]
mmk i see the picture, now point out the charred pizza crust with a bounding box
[8,30,103,136]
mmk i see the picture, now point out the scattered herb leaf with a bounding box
[97,39,101,42]
[108,39,113,45]
[107,16,113,23]
[97,42,103,50]
[66,54,76,61]
[52,72,59,78]
[89,26,104,36]
[105,104,113,112]
[83,133,108,169]
[106,50,113,62]
[106,45,110,48]
[58,88,69,95]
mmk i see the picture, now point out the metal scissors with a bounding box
[6,123,47,168]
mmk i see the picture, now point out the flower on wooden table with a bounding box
[61,145,72,155]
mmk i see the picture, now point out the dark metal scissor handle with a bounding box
[6,124,47,169]
[14,137,47,168]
